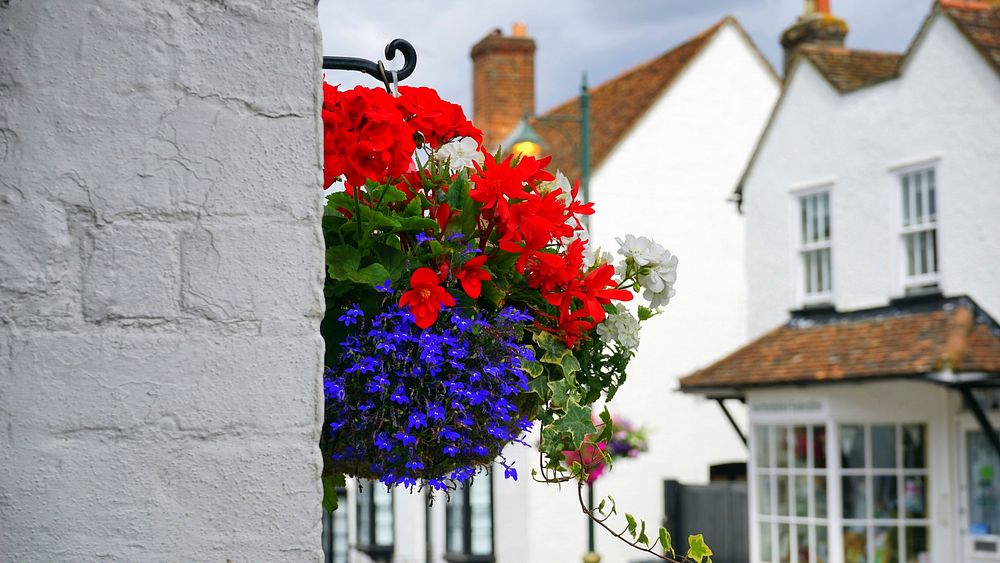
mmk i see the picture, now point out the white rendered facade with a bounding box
[737,6,1000,563]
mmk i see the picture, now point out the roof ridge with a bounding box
[539,17,726,117]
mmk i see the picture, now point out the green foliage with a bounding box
[659,528,674,557]
[686,534,714,563]
[322,473,345,513]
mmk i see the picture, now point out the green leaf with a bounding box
[395,216,440,232]
[659,528,674,556]
[625,513,637,537]
[559,352,581,376]
[371,184,408,205]
[553,401,595,446]
[404,196,423,217]
[607,494,617,516]
[358,206,401,229]
[596,498,606,514]
[637,520,649,545]
[445,170,470,210]
[686,533,714,563]
[526,372,549,400]
[548,379,575,409]
[326,245,361,280]
[637,305,655,321]
[322,474,345,513]
[348,263,392,286]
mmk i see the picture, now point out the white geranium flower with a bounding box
[616,234,678,309]
[596,304,641,351]
[436,137,484,171]
[640,253,678,309]
[538,169,574,200]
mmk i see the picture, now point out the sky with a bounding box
[318,0,931,115]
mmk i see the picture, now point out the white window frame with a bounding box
[752,422,832,563]
[890,158,941,293]
[790,183,834,307]
[838,422,931,563]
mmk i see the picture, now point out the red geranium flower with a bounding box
[399,267,456,329]
[455,255,492,299]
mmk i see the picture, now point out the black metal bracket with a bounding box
[959,385,1000,460]
[322,39,417,85]
[717,398,748,448]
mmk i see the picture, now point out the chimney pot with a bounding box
[512,22,527,37]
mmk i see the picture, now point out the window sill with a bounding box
[444,553,495,563]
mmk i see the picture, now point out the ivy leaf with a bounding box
[625,513,638,537]
[607,494,617,516]
[326,245,361,280]
[527,372,550,400]
[559,352,581,376]
[686,534,714,563]
[553,401,595,445]
[659,528,674,556]
[322,473,345,513]
[596,498,606,515]
[548,378,575,409]
[637,520,649,545]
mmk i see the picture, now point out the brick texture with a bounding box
[471,29,536,151]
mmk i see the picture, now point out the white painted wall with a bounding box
[495,21,780,563]
[742,12,1000,338]
[0,2,326,561]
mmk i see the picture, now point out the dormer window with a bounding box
[899,168,938,291]
[798,191,832,304]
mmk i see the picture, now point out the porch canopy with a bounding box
[680,293,1000,455]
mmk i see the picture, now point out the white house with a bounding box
[682,1,1000,562]
[329,16,780,563]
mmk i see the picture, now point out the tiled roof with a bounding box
[680,295,1000,393]
[942,0,1000,75]
[798,46,902,92]
[532,17,746,183]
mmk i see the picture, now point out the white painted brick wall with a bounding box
[0,1,325,561]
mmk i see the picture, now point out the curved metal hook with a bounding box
[322,38,417,83]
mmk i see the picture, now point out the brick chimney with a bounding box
[781,0,848,74]
[470,23,536,152]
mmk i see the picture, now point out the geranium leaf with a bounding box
[445,170,469,210]
[348,263,391,286]
[326,245,361,280]
[686,534,713,563]
[395,216,440,232]
[358,206,401,229]
[404,197,423,217]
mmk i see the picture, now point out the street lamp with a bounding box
[504,73,591,228]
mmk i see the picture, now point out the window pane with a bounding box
[903,476,927,519]
[927,168,937,221]
[801,198,809,245]
[874,526,900,563]
[902,175,911,227]
[779,523,792,563]
[777,475,790,516]
[902,425,925,468]
[929,229,938,274]
[823,248,832,292]
[814,426,827,468]
[873,475,898,518]
[904,527,929,563]
[815,476,828,519]
[843,526,867,563]
[967,430,1000,535]
[794,426,809,468]
[761,521,774,561]
[872,425,897,468]
[446,489,464,553]
[759,475,773,516]
[811,195,820,244]
[358,486,372,544]
[905,234,916,277]
[841,425,866,469]
[914,172,923,224]
[817,525,829,563]
[822,192,831,240]
[842,476,867,519]
[469,478,492,555]
[804,251,814,294]
[797,524,811,563]
[374,487,393,546]
[796,475,809,518]
[756,426,773,468]
[777,426,790,468]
